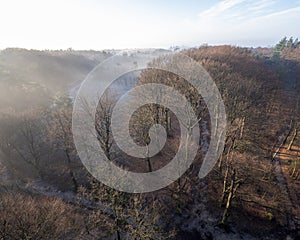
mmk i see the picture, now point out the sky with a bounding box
[0,0,300,50]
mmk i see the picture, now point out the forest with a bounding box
[0,38,300,240]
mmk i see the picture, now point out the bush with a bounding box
[0,192,83,239]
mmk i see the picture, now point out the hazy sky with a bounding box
[1,0,300,50]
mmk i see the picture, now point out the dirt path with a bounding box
[272,125,299,232]
[273,147,296,230]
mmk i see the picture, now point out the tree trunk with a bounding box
[165,108,171,136]
[287,128,297,151]
[155,105,160,124]
[221,169,237,225]
[218,136,230,173]
[116,230,121,240]
[218,154,224,173]
[65,149,78,192]
[290,159,299,179]
[239,117,245,139]
[146,145,152,172]
[220,164,229,207]
[294,171,299,180]
[147,158,152,172]
[105,120,111,160]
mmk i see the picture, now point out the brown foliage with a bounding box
[0,192,83,240]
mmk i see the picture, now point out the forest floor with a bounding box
[273,133,300,233]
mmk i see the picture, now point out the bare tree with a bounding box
[0,109,49,179]
[0,192,83,240]
[49,95,79,191]
[94,91,116,161]
[80,179,175,240]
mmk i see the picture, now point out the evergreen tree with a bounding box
[273,36,287,58]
